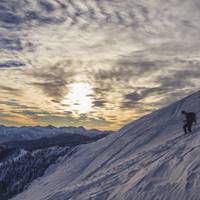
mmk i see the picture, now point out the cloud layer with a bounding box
[0,0,200,130]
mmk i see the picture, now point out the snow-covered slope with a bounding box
[12,91,200,200]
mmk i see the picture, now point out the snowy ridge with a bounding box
[12,91,200,200]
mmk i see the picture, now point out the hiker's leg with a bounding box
[188,122,193,133]
[183,124,188,134]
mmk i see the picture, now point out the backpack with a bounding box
[188,112,196,122]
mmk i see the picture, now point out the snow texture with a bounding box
[12,91,200,200]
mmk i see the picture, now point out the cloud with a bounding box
[92,100,107,108]
[26,63,75,100]
[0,100,36,110]
[159,68,200,89]
[0,1,65,27]
[125,93,141,101]
[33,112,113,128]
[0,38,23,51]
[0,0,200,130]
[32,81,67,100]
[0,86,22,96]
[0,61,25,68]
[121,92,142,109]
[38,0,55,12]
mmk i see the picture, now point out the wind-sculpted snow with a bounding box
[11,91,200,200]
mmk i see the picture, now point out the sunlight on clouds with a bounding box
[62,82,93,114]
[0,0,200,130]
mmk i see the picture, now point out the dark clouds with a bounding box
[0,0,137,29]
[0,1,64,27]
[121,92,142,109]
[32,81,67,101]
[26,63,75,100]
[0,38,23,51]
[0,61,25,68]
[92,100,107,108]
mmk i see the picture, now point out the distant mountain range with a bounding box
[0,125,114,144]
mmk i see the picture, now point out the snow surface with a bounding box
[12,91,200,200]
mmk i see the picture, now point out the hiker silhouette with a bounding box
[181,111,197,134]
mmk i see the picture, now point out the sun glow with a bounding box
[62,82,93,114]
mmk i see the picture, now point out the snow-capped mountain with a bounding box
[11,91,200,200]
[0,126,112,144]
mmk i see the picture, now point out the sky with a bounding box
[0,0,200,130]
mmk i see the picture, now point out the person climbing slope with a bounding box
[181,110,197,134]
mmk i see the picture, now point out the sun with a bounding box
[62,82,93,114]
